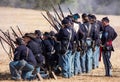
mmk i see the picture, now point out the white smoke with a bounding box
[60,0,120,15]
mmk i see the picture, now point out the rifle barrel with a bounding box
[68,8,73,15]
[51,4,62,21]
[46,11,60,31]
[0,38,12,61]
[17,26,23,37]
[58,4,64,18]
[0,29,15,42]
[10,27,19,38]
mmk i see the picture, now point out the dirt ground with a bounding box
[0,7,120,82]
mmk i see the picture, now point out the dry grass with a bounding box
[0,7,120,82]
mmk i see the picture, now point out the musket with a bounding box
[51,3,62,21]
[46,11,61,31]
[58,4,64,18]
[0,29,15,43]
[41,12,59,32]
[68,8,73,15]
[0,29,15,51]
[0,36,12,47]
[0,38,12,61]
[16,26,23,37]
[7,30,15,51]
[2,31,10,43]
[10,26,19,38]
[52,15,62,29]
[41,12,54,27]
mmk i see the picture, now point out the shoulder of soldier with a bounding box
[43,39,50,44]
[58,28,64,33]
[105,25,115,33]
[16,45,26,51]
[28,40,38,47]
[106,25,114,30]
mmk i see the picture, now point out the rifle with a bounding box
[58,4,64,18]
[52,15,62,29]
[68,8,73,15]
[0,36,12,47]
[10,26,19,38]
[7,30,15,52]
[46,11,61,31]
[0,29,15,43]
[51,3,62,21]
[17,26,23,37]
[0,38,13,61]
[41,12,59,32]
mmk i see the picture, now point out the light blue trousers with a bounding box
[9,60,34,80]
[92,46,100,69]
[74,51,82,75]
[85,40,93,73]
[59,50,72,78]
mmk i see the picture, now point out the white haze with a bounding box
[58,0,120,15]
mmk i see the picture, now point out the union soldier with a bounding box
[88,14,103,69]
[67,14,82,75]
[9,38,37,80]
[57,18,75,78]
[34,30,43,54]
[42,32,57,79]
[79,13,95,73]
[23,33,44,80]
[101,17,117,76]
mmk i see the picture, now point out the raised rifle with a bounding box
[58,4,64,18]
[0,29,15,53]
[51,3,62,21]
[16,26,23,37]
[0,29,15,43]
[7,30,15,52]
[10,26,19,38]
[41,12,59,32]
[0,35,12,47]
[0,38,13,61]
[68,8,73,15]
[46,11,61,31]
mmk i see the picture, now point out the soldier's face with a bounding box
[23,37,31,44]
[89,19,94,24]
[43,35,47,40]
[102,21,107,26]
[82,17,89,23]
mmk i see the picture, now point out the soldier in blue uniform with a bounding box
[101,17,117,76]
[23,33,44,80]
[79,13,95,73]
[42,32,57,79]
[88,14,103,69]
[57,18,74,78]
[34,30,43,54]
[67,14,82,75]
[9,38,37,80]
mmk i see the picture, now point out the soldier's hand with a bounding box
[100,44,104,47]
[77,46,82,51]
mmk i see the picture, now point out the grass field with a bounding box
[0,7,120,82]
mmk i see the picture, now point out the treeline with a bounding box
[0,0,120,15]
[0,0,72,9]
